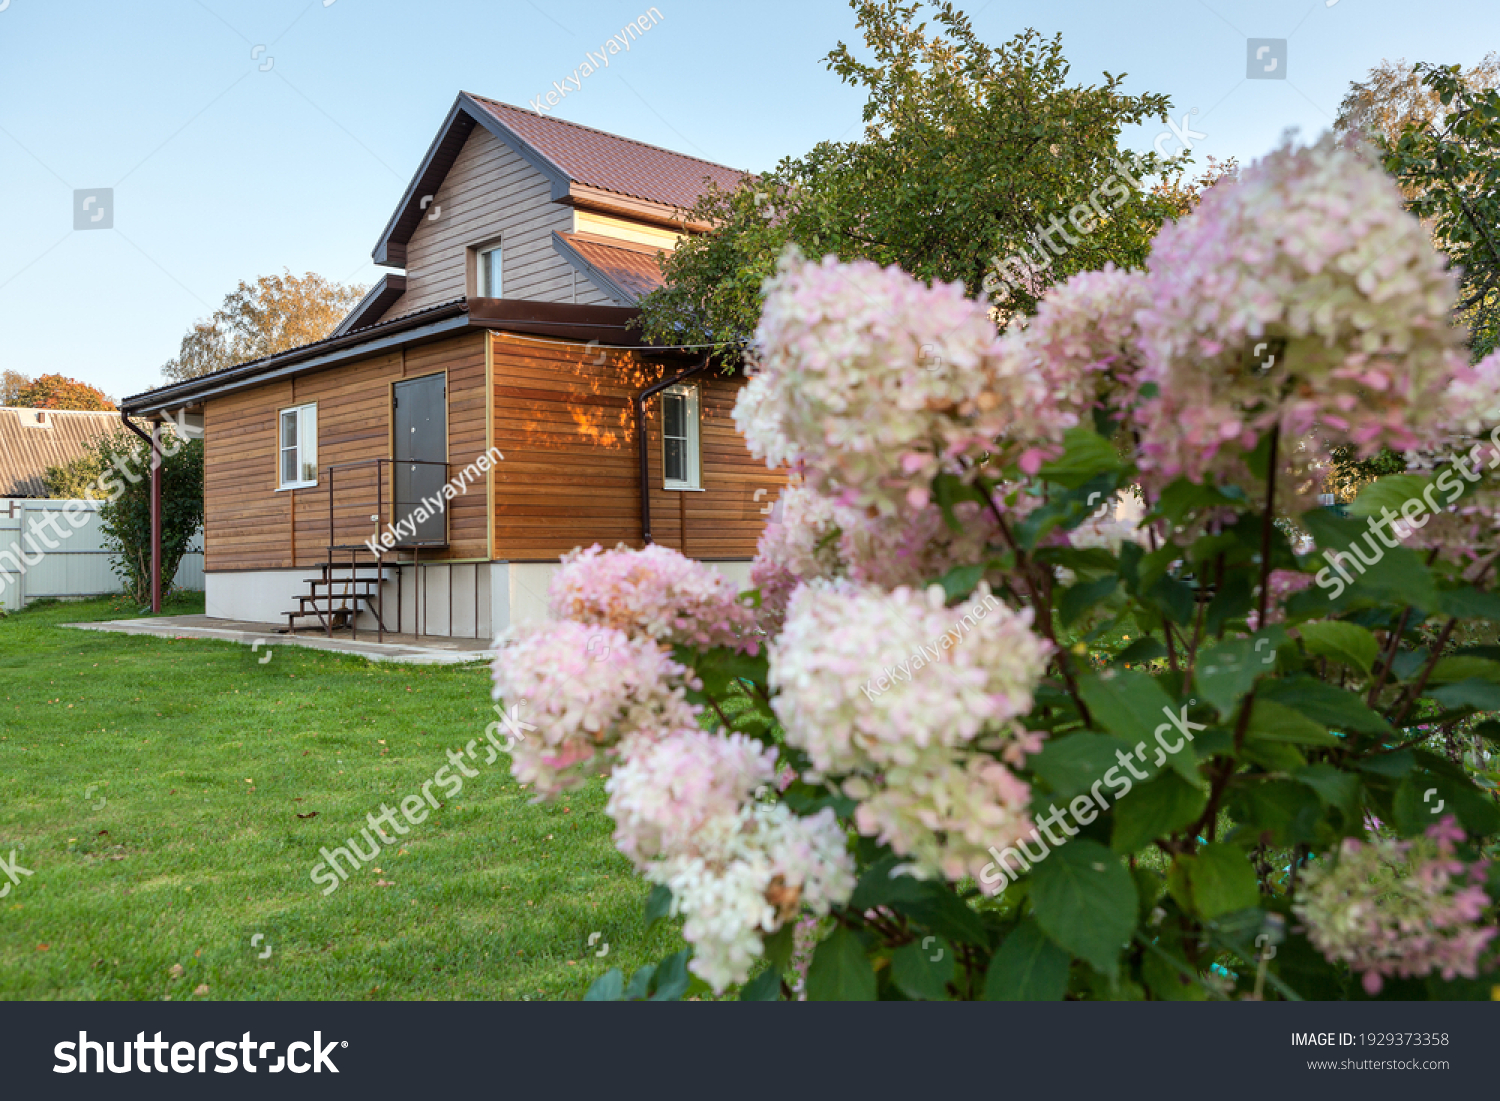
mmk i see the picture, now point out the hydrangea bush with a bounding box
[493,133,1500,1001]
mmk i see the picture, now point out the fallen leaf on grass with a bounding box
[375,879,393,887]
[169,964,184,978]
[36,944,49,951]
[193,984,209,996]
[296,812,318,819]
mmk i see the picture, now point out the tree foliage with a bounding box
[637,0,1181,358]
[161,270,367,382]
[3,372,115,410]
[64,429,205,602]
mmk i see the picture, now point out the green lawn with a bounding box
[0,595,683,1000]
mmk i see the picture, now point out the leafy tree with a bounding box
[161,270,367,382]
[58,429,204,602]
[1336,54,1499,151]
[10,373,115,410]
[0,370,30,405]
[638,0,1180,357]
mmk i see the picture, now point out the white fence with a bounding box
[0,498,203,612]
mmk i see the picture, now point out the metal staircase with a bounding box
[282,558,397,637]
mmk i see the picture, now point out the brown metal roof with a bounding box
[467,95,746,212]
[554,231,667,302]
[0,408,121,497]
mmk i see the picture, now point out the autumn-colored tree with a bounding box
[0,370,30,405]
[11,373,116,410]
[1336,54,1499,148]
[161,270,367,382]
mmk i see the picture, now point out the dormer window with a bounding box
[477,243,502,298]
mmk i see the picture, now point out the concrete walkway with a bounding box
[66,614,493,665]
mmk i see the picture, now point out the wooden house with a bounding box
[120,93,784,638]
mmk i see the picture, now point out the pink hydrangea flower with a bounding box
[550,542,759,652]
[1293,818,1496,993]
[490,620,699,797]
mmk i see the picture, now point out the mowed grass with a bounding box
[0,596,683,1000]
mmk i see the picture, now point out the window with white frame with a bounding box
[661,384,700,490]
[477,243,502,297]
[278,403,318,489]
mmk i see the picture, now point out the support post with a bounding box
[150,422,162,614]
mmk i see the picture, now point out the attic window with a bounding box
[477,244,502,298]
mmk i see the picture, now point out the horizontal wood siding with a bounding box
[490,333,783,560]
[388,127,622,318]
[202,332,490,572]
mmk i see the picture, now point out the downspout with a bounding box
[635,354,711,545]
[121,411,162,614]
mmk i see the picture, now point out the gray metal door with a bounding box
[393,374,447,545]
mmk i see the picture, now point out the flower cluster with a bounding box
[491,620,699,797]
[550,542,759,652]
[769,580,1049,884]
[1135,133,1467,497]
[749,484,1004,634]
[607,728,854,991]
[736,248,1069,515]
[996,264,1154,425]
[1293,818,1496,994]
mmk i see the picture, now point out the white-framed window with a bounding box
[661,384,701,490]
[278,403,318,489]
[477,243,502,297]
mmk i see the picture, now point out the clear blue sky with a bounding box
[2,0,1497,401]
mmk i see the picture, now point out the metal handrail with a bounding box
[322,457,451,642]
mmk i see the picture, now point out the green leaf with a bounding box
[1300,509,1438,610]
[1113,637,1167,667]
[1111,771,1207,854]
[890,936,954,1001]
[1030,840,1137,978]
[1193,632,1280,720]
[1427,656,1500,685]
[1427,678,1500,711]
[1038,427,1122,488]
[1179,843,1259,920]
[623,964,657,1001]
[1435,586,1500,622]
[1256,676,1393,735]
[937,563,985,603]
[739,967,782,1001]
[761,921,796,972]
[1229,779,1324,847]
[806,926,877,1001]
[649,949,692,1001]
[1205,572,1253,636]
[1298,620,1379,675]
[1246,699,1340,746]
[1030,732,1132,801]
[1294,763,1362,822]
[1059,574,1119,628]
[1347,474,1431,519]
[644,883,673,929]
[584,969,625,1001]
[1145,574,1195,626]
[1077,670,1200,784]
[983,918,1070,1001]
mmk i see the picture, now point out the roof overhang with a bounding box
[120,299,659,417]
[330,273,407,337]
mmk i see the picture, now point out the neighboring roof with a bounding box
[121,298,658,418]
[373,92,748,266]
[466,95,747,211]
[553,231,666,304]
[0,408,121,497]
[331,273,407,338]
